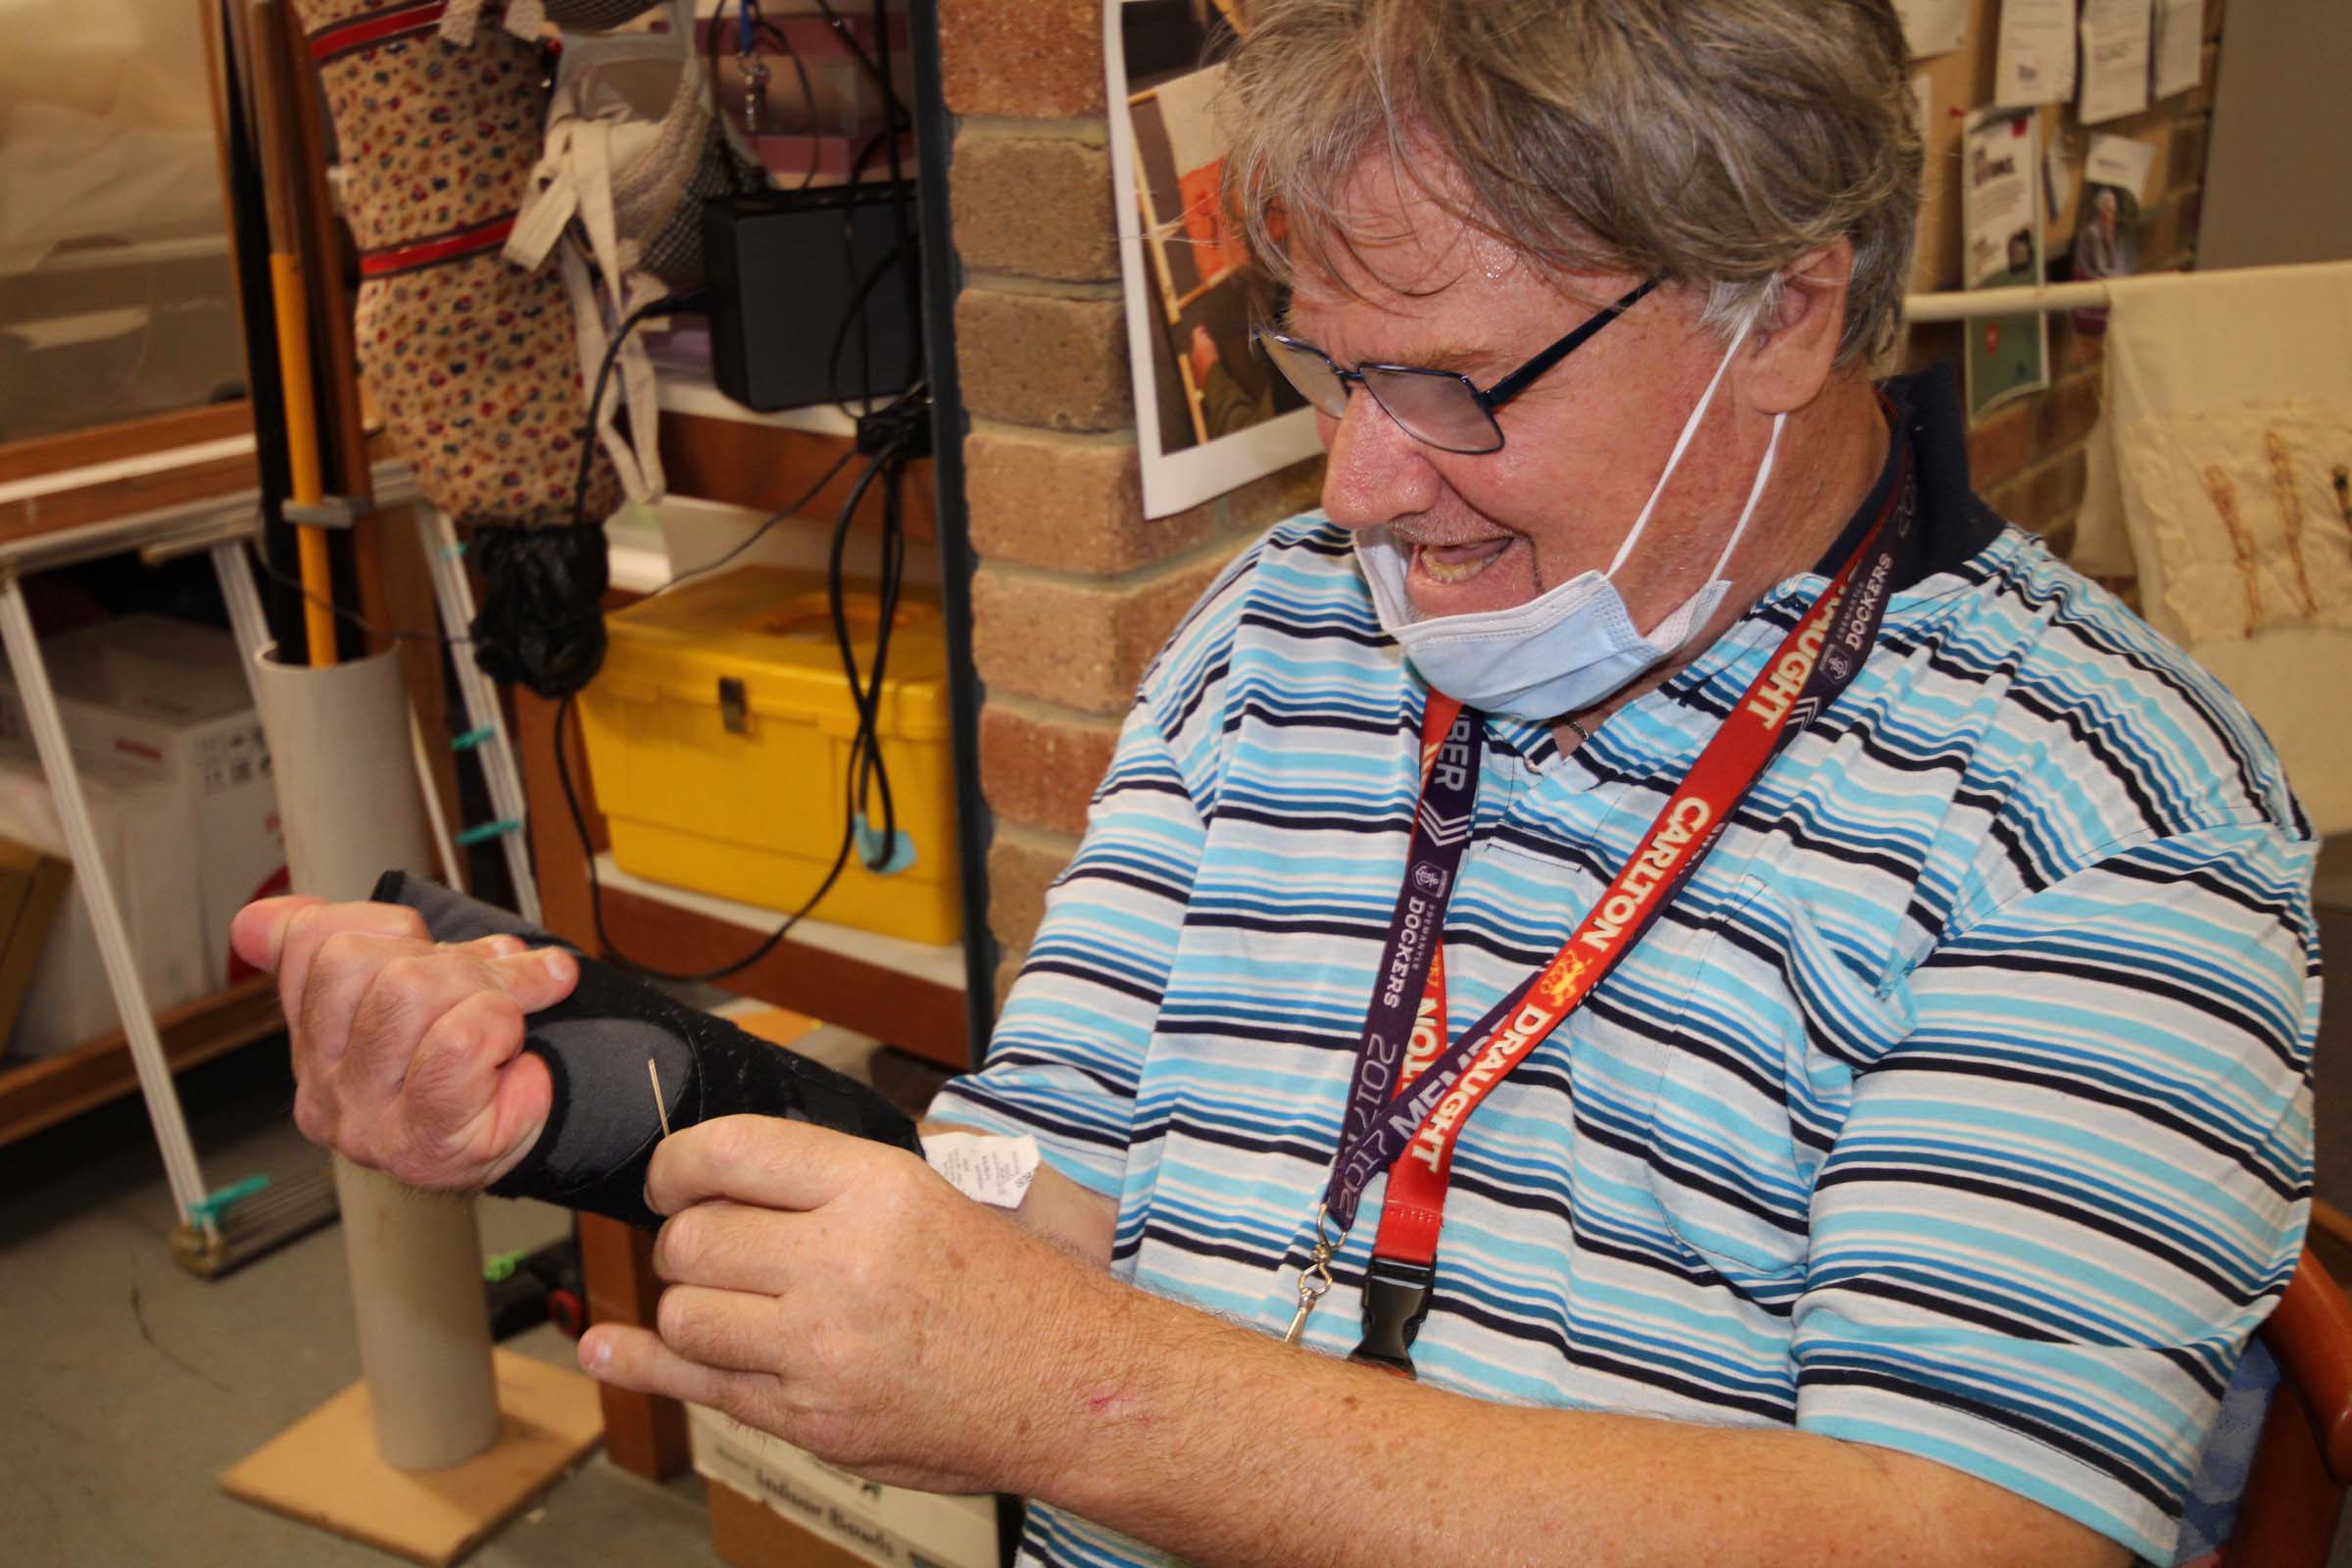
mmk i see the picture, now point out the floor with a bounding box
[0,1043,721,1568]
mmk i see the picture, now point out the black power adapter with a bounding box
[701,183,921,415]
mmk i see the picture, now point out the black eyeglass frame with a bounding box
[1254,275,1664,455]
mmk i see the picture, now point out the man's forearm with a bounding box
[1007,1272,2127,1568]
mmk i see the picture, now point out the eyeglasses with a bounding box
[1254,276,1662,455]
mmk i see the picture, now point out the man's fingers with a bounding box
[296,931,436,1081]
[322,942,578,1092]
[644,1115,865,1218]
[273,900,429,1030]
[230,896,323,976]
[581,1322,764,1409]
[654,1200,805,1294]
[389,990,551,1185]
[655,1284,793,1375]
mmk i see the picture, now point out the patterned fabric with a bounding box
[932,368,2320,1567]
[542,0,663,26]
[600,65,758,292]
[297,0,619,527]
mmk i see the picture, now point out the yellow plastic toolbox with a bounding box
[577,565,959,946]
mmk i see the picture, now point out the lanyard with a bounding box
[1284,439,1917,1362]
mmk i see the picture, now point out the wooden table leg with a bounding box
[516,688,689,1479]
[576,1211,690,1479]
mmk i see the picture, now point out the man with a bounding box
[233,3,2317,1564]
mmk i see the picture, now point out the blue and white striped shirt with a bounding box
[935,371,2319,1565]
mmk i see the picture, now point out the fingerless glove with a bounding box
[373,871,923,1230]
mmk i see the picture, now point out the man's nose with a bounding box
[1319,392,1441,530]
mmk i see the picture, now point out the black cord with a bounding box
[552,2,929,982]
[650,444,858,596]
[570,288,710,531]
[560,427,921,982]
[243,542,466,646]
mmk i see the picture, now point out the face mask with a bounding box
[1354,323,1786,722]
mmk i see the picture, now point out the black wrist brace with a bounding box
[373,871,923,1230]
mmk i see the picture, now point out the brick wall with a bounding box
[937,2,1321,991]
[1902,0,2228,583]
[936,0,2228,983]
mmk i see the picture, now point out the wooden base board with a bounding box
[220,1348,604,1566]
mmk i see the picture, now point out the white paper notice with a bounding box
[922,1132,1041,1209]
[1894,0,1965,60]
[1995,0,2077,108]
[2085,132,2160,207]
[2079,0,2152,124]
[2045,143,2076,224]
[1911,73,1934,144]
[2153,0,2203,99]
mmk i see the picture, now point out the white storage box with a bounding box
[0,614,285,987]
[0,746,204,1057]
[688,1402,998,1568]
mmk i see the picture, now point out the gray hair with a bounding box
[1220,0,1924,367]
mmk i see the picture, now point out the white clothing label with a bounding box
[922,1133,1041,1209]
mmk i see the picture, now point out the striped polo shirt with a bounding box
[933,368,2319,1566]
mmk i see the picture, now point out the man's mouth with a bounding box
[1412,537,1515,585]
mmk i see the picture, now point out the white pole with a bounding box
[0,574,210,1222]
[409,708,467,892]
[1903,280,2114,321]
[211,539,277,725]
[417,510,541,925]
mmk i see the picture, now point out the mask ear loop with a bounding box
[1605,323,1751,579]
[1702,409,1786,583]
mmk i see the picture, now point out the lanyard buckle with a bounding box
[1348,1255,1436,1377]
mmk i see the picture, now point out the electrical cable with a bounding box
[571,287,710,530]
[553,1,929,982]
[556,424,922,982]
[244,544,468,645]
[650,445,858,596]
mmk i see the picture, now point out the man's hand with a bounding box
[230,895,578,1189]
[581,1115,1120,1496]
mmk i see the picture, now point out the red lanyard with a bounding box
[1301,441,1916,1371]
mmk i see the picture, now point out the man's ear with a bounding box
[1740,240,1854,416]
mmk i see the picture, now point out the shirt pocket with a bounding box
[1642,873,1915,1289]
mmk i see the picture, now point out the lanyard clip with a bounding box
[1281,1203,1341,1348]
[1348,1255,1435,1378]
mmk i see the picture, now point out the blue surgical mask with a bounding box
[1354,324,1786,723]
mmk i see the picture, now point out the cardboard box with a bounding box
[0,747,205,1057]
[0,614,285,988]
[0,836,71,1042]
[689,1403,1000,1568]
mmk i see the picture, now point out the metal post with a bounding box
[0,572,210,1222]
[906,0,997,1071]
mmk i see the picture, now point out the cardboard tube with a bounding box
[328,1157,505,1468]
[252,644,502,1469]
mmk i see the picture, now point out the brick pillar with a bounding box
[937,3,1322,998]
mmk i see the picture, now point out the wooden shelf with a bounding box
[0,975,283,1152]
[588,855,967,1072]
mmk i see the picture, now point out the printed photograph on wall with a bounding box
[1961,105,2052,419]
[1106,0,1319,518]
[2066,182,2138,335]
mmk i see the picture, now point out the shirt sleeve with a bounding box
[926,549,1253,1199]
[1789,820,2318,1564]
